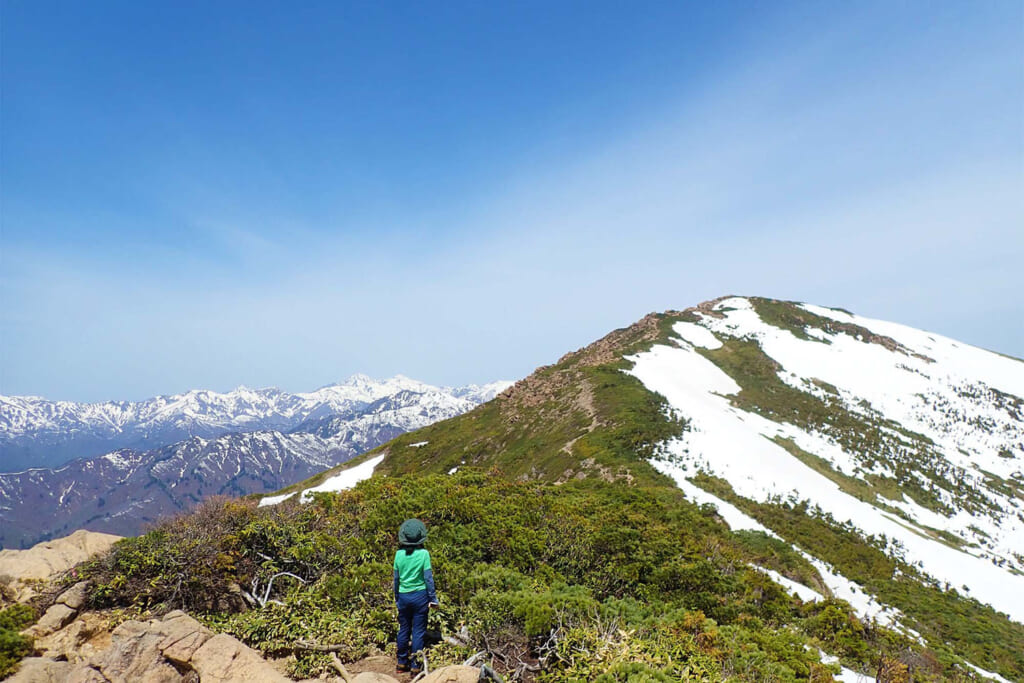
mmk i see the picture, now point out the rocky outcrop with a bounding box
[11,577,489,683]
[13,610,291,683]
[77,617,185,683]
[23,602,76,637]
[32,612,111,666]
[54,581,89,610]
[5,657,72,682]
[76,611,289,683]
[0,530,121,602]
[21,582,93,642]
[189,632,291,683]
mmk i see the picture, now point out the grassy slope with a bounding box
[274,308,703,496]
[692,473,1024,679]
[690,299,1024,679]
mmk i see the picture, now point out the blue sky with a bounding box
[2,1,1021,402]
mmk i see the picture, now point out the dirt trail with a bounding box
[560,380,600,456]
[346,655,414,681]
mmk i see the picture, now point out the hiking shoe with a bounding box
[396,663,410,673]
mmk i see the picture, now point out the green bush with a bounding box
[0,604,34,632]
[0,604,35,678]
[83,471,965,680]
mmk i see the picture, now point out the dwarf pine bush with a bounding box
[0,604,34,678]
[83,471,993,680]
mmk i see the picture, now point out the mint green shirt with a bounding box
[394,548,432,593]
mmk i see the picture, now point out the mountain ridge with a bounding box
[256,296,1023,679]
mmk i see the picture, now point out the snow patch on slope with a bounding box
[654,460,779,538]
[819,651,876,683]
[963,661,1015,683]
[672,322,722,350]
[259,454,386,507]
[697,299,1024,563]
[752,566,824,603]
[798,552,907,631]
[626,301,1024,623]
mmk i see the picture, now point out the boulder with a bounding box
[421,665,484,683]
[4,657,72,683]
[157,611,211,665]
[56,581,90,610]
[77,617,183,683]
[23,603,77,637]
[352,673,400,683]
[0,530,121,602]
[189,633,291,683]
[34,613,108,663]
[67,666,114,683]
[23,608,295,683]
[161,627,211,666]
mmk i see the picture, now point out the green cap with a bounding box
[399,518,427,546]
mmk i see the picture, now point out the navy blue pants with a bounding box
[396,589,430,668]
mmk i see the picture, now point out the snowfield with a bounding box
[259,454,386,506]
[627,297,1024,624]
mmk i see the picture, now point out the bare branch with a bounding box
[247,571,307,608]
[261,571,306,605]
[462,651,488,667]
[292,639,347,653]
[329,653,353,682]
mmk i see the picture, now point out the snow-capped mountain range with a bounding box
[0,376,510,548]
[0,374,508,471]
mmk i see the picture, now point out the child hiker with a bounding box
[394,518,439,674]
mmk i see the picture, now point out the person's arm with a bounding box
[423,552,438,605]
[393,552,400,603]
[424,568,437,605]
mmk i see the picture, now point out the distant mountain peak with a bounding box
[0,375,509,473]
[339,372,376,385]
[0,374,508,548]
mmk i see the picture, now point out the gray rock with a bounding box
[18,608,295,683]
[5,657,72,683]
[24,603,77,637]
[66,665,111,683]
[352,673,401,683]
[421,665,485,683]
[160,627,211,667]
[189,633,291,683]
[34,612,113,665]
[91,618,183,683]
[56,581,90,610]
